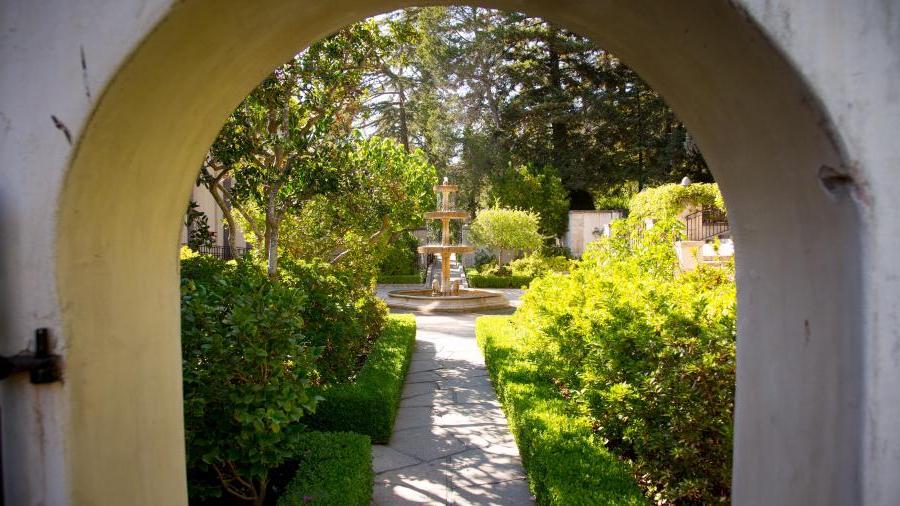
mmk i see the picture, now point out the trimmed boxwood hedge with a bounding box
[305,314,416,443]
[376,274,423,284]
[276,431,373,506]
[476,316,646,505]
[466,273,533,288]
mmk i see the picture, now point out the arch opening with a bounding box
[56,1,862,504]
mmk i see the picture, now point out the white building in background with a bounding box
[565,210,624,257]
[180,183,250,255]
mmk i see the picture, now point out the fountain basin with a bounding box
[424,211,469,220]
[386,289,510,313]
[417,245,475,255]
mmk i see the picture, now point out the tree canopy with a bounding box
[470,207,544,264]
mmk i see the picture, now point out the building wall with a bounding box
[565,210,624,257]
[0,1,898,504]
[181,184,248,249]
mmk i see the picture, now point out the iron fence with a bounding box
[685,209,729,241]
[183,244,252,260]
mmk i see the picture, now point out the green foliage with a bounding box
[235,136,437,275]
[377,274,423,284]
[628,183,724,221]
[378,231,420,276]
[513,214,736,504]
[476,316,646,505]
[185,200,215,249]
[470,207,543,264]
[306,315,417,443]
[180,256,319,504]
[279,259,387,385]
[508,253,571,278]
[276,432,373,506]
[593,181,639,211]
[210,21,408,276]
[364,7,711,210]
[180,245,199,260]
[483,164,570,237]
[466,273,534,289]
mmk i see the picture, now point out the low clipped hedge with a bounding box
[276,431,372,506]
[476,316,646,505]
[466,273,533,289]
[377,274,423,284]
[305,314,416,443]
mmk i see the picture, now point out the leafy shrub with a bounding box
[482,164,570,237]
[539,243,572,259]
[378,231,420,276]
[276,432,373,506]
[514,215,736,504]
[377,274,424,284]
[305,314,416,443]
[280,259,387,385]
[466,272,534,289]
[185,200,216,249]
[472,249,497,268]
[470,207,543,264]
[628,183,724,221]
[476,316,646,505]
[508,253,571,278]
[181,256,319,505]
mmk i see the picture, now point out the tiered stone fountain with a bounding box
[386,179,510,313]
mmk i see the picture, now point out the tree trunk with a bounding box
[265,188,280,278]
[253,477,268,506]
[547,26,568,175]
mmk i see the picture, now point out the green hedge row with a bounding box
[376,274,423,284]
[305,314,416,443]
[466,274,533,288]
[476,316,646,505]
[276,431,373,506]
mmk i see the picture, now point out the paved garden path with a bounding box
[371,303,534,505]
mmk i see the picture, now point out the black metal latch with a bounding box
[0,328,62,384]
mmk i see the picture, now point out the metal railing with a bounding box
[685,209,729,241]
[183,243,252,260]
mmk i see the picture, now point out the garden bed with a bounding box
[466,273,533,289]
[276,431,373,506]
[476,316,645,505]
[305,314,417,443]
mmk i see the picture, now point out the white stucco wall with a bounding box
[565,210,623,257]
[0,1,897,504]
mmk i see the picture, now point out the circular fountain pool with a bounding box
[386,289,510,313]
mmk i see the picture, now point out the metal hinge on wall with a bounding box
[0,329,62,384]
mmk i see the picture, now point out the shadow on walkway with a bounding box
[372,311,534,505]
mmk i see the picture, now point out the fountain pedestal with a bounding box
[386,179,510,313]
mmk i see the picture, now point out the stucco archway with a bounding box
[55,0,862,504]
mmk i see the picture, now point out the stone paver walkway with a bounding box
[372,307,534,505]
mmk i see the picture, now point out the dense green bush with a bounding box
[466,271,533,289]
[305,314,416,443]
[628,182,724,220]
[470,206,544,264]
[476,316,646,505]
[508,253,571,278]
[280,259,387,385]
[377,231,420,276]
[181,256,319,505]
[514,215,736,504]
[482,164,570,237]
[276,432,373,506]
[377,274,424,284]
